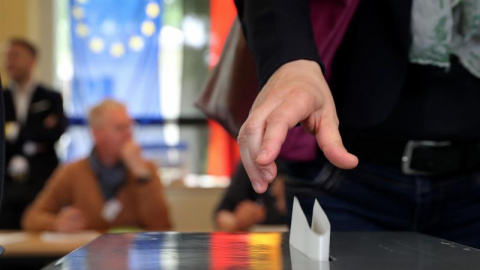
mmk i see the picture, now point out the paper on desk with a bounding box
[40,231,101,243]
[0,232,28,246]
[289,196,330,261]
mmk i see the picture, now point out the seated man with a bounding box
[215,162,287,232]
[22,100,171,232]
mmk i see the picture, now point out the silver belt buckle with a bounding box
[401,140,451,175]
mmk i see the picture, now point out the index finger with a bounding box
[256,89,316,165]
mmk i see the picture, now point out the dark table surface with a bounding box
[44,231,480,270]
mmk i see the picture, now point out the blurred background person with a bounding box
[1,38,67,229]
[215,162,287,232]
[22,100,171,232]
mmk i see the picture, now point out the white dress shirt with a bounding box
[11,80,37,124]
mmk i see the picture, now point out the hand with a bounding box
[5,122,20,142]
[270,177,287,215]
[233,200,266,230]
[216,200,266,232]
[238,60,358,193]
[43,114,58,129]
[216,211,238,232]
[120,140,149,178]
[53,207,87,233]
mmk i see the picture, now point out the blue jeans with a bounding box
[284,161,480,249]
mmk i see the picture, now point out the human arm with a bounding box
[234,0,323,86]
[121,142,172,231]
[217,200,266,232]
[215,163,265,231]
[21,166,85,232]
[21,91,67,144]
[53,207,87,233]
[234,1,358,193]
[130,163,172,231]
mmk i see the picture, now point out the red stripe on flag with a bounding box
[206,0,240,176]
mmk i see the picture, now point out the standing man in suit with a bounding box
[1,38,67,228]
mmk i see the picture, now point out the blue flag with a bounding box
[69,0,163,119]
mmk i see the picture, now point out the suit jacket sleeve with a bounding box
[215,163,256,214]
[234,0,323,87]
[131,162,172,231]
[21,165,72,231]
[21,91,67,144]
[3,91,21,158]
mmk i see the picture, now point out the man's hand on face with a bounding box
[238,60,358,193]
[120,140,150,178]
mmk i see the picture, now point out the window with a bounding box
[55,0,215,182]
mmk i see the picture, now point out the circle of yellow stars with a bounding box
[73,1,161,58]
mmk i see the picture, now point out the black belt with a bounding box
[350,137,480,176]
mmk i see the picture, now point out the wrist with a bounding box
[127,159,150,178]
[135,171,152,185]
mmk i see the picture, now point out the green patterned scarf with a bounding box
[410,0,480,78]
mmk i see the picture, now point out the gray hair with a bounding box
[88,99,126,128]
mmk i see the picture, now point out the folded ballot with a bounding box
[289,196,330,261]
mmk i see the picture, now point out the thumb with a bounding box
[316,116,358,169]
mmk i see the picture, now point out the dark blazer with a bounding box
[0,78,5,215]
[215,162,287,226]
[235,0,413,129]
[330,0,412,129]
[1,84,67,228]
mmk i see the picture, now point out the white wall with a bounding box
[27,0,56,86]
[165,187,224,232]
[0,0,55,86]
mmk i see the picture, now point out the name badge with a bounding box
[102,199,123,222]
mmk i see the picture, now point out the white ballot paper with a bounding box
[289,196,331,261]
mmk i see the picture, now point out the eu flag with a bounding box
[69,0,163,119]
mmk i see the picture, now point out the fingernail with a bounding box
[258,150,267,160]
[261,169,272,180]
[253,182,262,192]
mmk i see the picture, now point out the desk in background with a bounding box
[0,231,99,269]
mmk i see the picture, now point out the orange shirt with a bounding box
[22,158,172,232]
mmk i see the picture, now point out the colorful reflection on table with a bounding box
[211,232,283,270]
[49,232,480,270]
[58,232,285,270]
